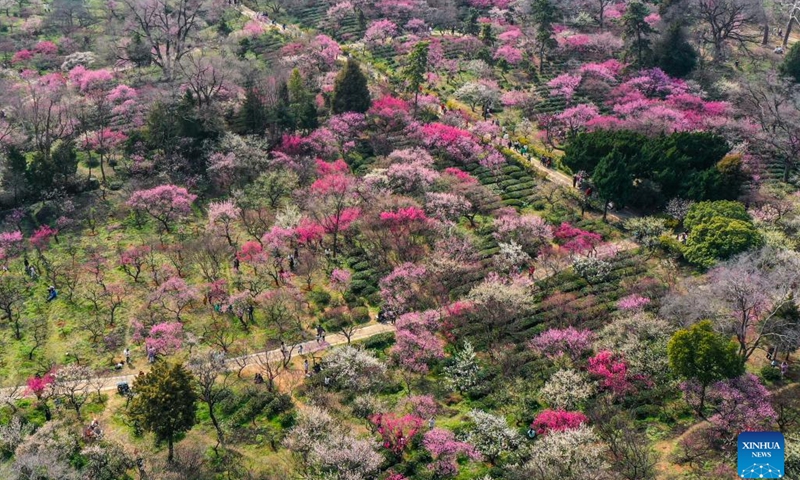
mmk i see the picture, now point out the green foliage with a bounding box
[126,32,152,67]
[652,23,698,78]
[26,139,78,190]
[683,217,763,268]
[309,288,332,309]
[331,60,371,114]
[531,0,559,66]
[404,41,429,108]
[593,150,632,215]
[667,320,744,388]
[564,131,741,209]
[683,200,751,231]
[760,364,782,383]
[234,85,270,135]
[622,1,654,67]
[128,362,197,462]
[479,24,495,45]
[780,41,800,83]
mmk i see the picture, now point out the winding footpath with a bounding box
[0,323,396,400]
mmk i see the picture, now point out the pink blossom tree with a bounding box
[423,428,481,477]
[530,327,594,359]
[127,185,197,233]
[145,322,183,355]
[494,210,554,258]
[207,199,240,247]
[149,276,199,321]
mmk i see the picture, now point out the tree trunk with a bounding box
[209,407,225,447]
[784,17,795,47]
[602,200,608,221]
[763,23,770,45]
[167,436,174,463]
[99,152,106,184]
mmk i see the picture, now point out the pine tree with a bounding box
[780,41,800,83]
[531,0,559,73]
[234,85,269,135]
[622,1,654,67]
[653,23,697,78]
[444,341,481,394]
[479,24,495,45]
[287,69,319,132]
[331,59,371,114]
[128,362,197,463]
[592,150,631,221]
[464,9,480,36]
[404,41,429,111]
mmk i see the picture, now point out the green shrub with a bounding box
[361,332,395,351]
[760,364,782,383]
[351,306,371,324]
[309,288,332,308]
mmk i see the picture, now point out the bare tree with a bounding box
[691,0,763,61]
[178,51,239,108]
[119,0,205,81]
[188,352,232,450]
[780,0,800,46]
[52,364,95,419]
[0,274,28,340]
[738,74,800,182]
[662,247,800,361]
[255,350,284,392]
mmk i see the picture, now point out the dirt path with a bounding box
[0,323,396,400]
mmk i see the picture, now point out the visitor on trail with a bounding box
[377,308,385,323]
[289,254,296,272]
[304,358,309,376]
[428,418,435,429]
[254,372,264,384]
[232,256,240,272]
[28,265,37,280]
[734,60,740,69]
[114,361,124,370]
[775,46,784,54]
[247,304,254,323]
[585,187,592,197]
[124,348,131,364]
[316,326,325,343]
[298,344,303,355]
[528,265,536,278]
[324,376,330,387]
[147,346,155,363]
[46,286,57,302]
[572,175,578,188]
[23,256,29,270]
[782,362,789,377]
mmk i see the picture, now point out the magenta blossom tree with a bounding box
[531,409,589,435]
[127,185,197,233]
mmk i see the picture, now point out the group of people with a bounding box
[84,418,103,440]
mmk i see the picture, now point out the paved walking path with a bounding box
[0,323,396,400]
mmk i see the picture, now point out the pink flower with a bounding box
[531,409,588,435]
[617,294,651,311]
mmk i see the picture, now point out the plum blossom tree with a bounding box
[463,409,520,463]
[370,413,423,455]
[531,409,589,435]
[150,277,198,321]
[364,19,398,47]
[530,327,594,359]
[518,425,609,479]
[423,428,481,477]
[493,210,553,258]
[588,350,642,396]
[540,369,595,410]
[127,185,197,233]
[704,374,776,442]
[207,200,240,247]
[424,192,472,223]
[391,310,445,380]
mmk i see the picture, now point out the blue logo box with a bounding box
[738,432,785,478]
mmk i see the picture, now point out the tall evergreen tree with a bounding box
[234,85,269,135]
[780,41,800,83]
[531,0,559,73]
[479,24,495,45]
[652,23,697,78]
[404,41,430,111]
[464,9,480,36]
[287,69,319,132]
[593,150,631,221]
[331,60,371,114]
[128,362,197,463]
[622,1,654,67]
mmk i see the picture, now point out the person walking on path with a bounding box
[124,348,131,365]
